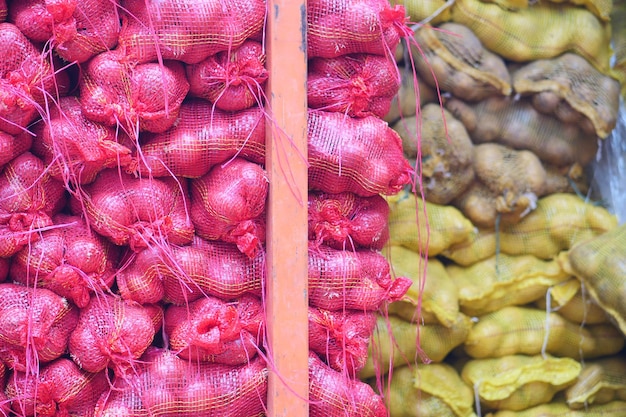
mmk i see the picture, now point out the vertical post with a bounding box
[265,1,309,417]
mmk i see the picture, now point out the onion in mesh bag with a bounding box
[190,158,267,258]
[0,130,32,169]
[0,152,66,258]
[6,358,108,417]
[0,283,78,371]
[69,169,194,251]
[9,0,120,63]
[10,214,119,309]
[164,294,263,365]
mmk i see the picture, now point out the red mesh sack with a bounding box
[309,353,387,417]
[0,1,6,21]
[186,40,268,111]
[164,294,263,365]
[0,283,79,371]
[309,308,377,377]
[308,110,413,196]
[308,191,390,251]
[308,54,400,118]
[117,0,266,64]
[6,358,108,417]
[0,23,63,135]
[0,130,32,168]
[307,0,406,59]
[69,169,194,251]
[117,237,264,305]
[79,50,190,134]
[133,100,265,178]
[9,0,120,63]
[31,96,133,185]
[69,295,159,375]
[0,362,8,417]
[9,214,119,308]
[0,152,66,258]
[308,245,411,311]
[0,257,8,282]
[95,347,268,417]
[190,158,267,258]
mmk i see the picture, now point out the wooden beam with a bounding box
[265,1,309,416]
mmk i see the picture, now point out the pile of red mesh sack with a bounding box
[0,1,415,416]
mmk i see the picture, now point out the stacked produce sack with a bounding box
[360,0,626,416]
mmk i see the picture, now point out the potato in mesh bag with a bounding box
[451,0,613,73]
[385,245,460,326]
[462,355,581,412]
[612,0,626,91]
[464,306,624,360]
[386,191,475,257]
[393,104,475,205]
[565,357,626,408]
[488,401,626,417]
[360,313,473,379]
[384,68,437,124]
[535,277,609,325]
[386,364,477,417]
[448,253,571,317]
[512,53,620,139]
[567,223,626,335]
[411,23,511,102]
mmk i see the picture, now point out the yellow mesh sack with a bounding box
[442,227,497,266]
[391,0,452,25]
[393,104,474,205]
[387,364,478,417]
[462,355,581,411]
[488,401,626,417]
[450,0,613,73]
[360,313,472,379]
[535,277,609,325]
[464,306,624,359]
[386,246,460,326]
[411,23,511,102]
[479,0,611,22]
[567,224,626,335]
[611,0,626,94]
[447,254,571,317]
[566,357,626,408]
[386,190,475,257]
[445,96,598,168]
[512,53,620,139]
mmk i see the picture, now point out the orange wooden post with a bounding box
[265,1,309,417]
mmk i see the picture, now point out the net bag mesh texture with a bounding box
[307,54,400,118]
[190,158,267,258]
[308,191,390,251]
[133,100,266,178]
[0,152,66,258]
[0,257,8,282]
[309,353,387,417]
[308,110,413,197]
[490,401,626,417]
[164,294,264,365]
[6,358,108,417]
[307,0,406,59]
[68,295,159,375]
[79,49,190,135]
[117,237,265,305]
[565,357,626,409]
[95,347,268,417]
[9,0,120,64]
[69,169,194,251]
[0,283,78,371]
[117,0,266,64]
[308,307,377,377]
[31,96,134,185]
[0,131,32,169]
[186,40,268,112]
[308,245,411,311]
[9,214,119,309]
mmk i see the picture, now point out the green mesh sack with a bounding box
[489,401,626,417]
[386,364,477,417]
[566,357,626,408]
[386,246,460,326]
[567,223,626,335]
[360,313,472,379]
[462,355,581,411]
[448,254,571,317]
[451,0,613,73]
[386,191,475,257]
[464,306,624,359]
[391,0,452,24]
